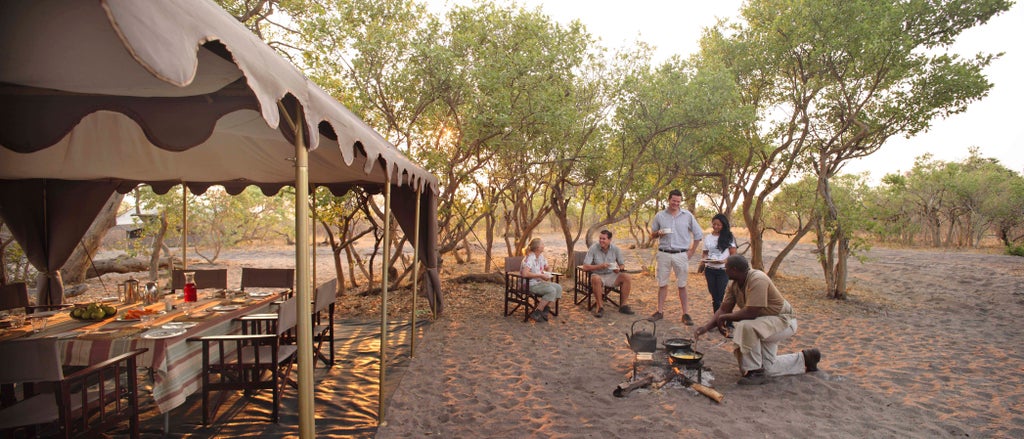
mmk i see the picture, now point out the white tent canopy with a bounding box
[0,1,442,435]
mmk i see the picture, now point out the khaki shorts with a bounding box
[595,272,621,288]
[656,251,689,287]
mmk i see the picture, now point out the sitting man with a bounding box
[580,229,633,317]
[694,255,821,385]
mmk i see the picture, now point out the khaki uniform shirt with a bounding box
[722,269,785,317]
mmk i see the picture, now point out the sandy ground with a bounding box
[78,235,1024,438]
[372,238,1024,439]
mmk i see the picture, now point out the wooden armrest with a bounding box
[188,334,276,342]
[63,348,148,381]
[236,313,278,321]
[27,304,72,313]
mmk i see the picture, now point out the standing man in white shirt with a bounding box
[649,189,703,325]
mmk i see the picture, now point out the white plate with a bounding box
[161,322,198,329]
[247,291,274,298]
[210,304,242,312]
[141,328,187,339]
[100,296,119,303]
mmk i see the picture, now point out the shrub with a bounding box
[1007,244,1024,257]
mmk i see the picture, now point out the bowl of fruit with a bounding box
[70,303,117,321]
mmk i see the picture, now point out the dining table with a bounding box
[0,290,285,421]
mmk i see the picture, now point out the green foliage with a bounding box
[127,185,295,262]
[869,150,1024,248]
[1007,244,1024,257]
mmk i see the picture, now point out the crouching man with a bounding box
[694,255,821,385]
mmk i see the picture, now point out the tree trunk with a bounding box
[148,211,169,281]
[832,236,850,300]
[61,192,124,284]
[766,218,816,279]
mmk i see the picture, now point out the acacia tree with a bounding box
[699,0,1010,299]
[583,56,742,247]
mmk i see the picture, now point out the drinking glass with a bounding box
[8,308,26,329]
[29,315,48,333]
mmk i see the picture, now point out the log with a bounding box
[86,256,178,278]
[690,383,724,403]
[452,272,504,284]
[613,375,654,397]
[652,368,679,390]
[672,366,724,403]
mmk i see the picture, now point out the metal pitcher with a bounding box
[144,282,159,305]
[119,277,140,304]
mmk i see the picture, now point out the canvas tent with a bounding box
[0,0,441,434]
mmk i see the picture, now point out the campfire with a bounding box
[616,319,723,402]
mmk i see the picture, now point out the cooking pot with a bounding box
[663,338,693,353]
[626,319,657,353]
[668,350,704,366]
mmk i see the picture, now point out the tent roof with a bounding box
[0,0,436,195]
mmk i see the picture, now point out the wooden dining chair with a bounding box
[239,268,294,294]
[572,251,620,311]
[0,282,72,314]
[170,269,228,292]
[189,296,299,425]
[312,279,337,368]
[0,338,147,438]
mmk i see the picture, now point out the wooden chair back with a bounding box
[0,339,146,438]
[0,283,30,313]
[240,268,294,291]
[312,279,338,368]
[170,269,228,291]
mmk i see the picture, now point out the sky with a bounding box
[428,0,1024,180]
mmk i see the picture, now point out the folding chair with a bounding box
[0,338,147,438]
[189,297,299,425]
[503,256,559,322]
[572,250,621,311]
[312,279,338,368]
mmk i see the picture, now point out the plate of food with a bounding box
[141,328,187,339]
[702,258,725,264]
[210,304,242,312]
[247,291,274,298]
[116,308,164,322]
[161,321,198,329]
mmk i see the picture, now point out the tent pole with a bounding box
[181,184,188,271]
[410,186,421,357]
[311,185,317,287]
[379,179,392,424]
[287,104,315,438]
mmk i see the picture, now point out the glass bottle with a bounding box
[183,271,198,303]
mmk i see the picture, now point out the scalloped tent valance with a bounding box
[0,0,442,316]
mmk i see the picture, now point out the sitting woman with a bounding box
[521,238,563,322]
